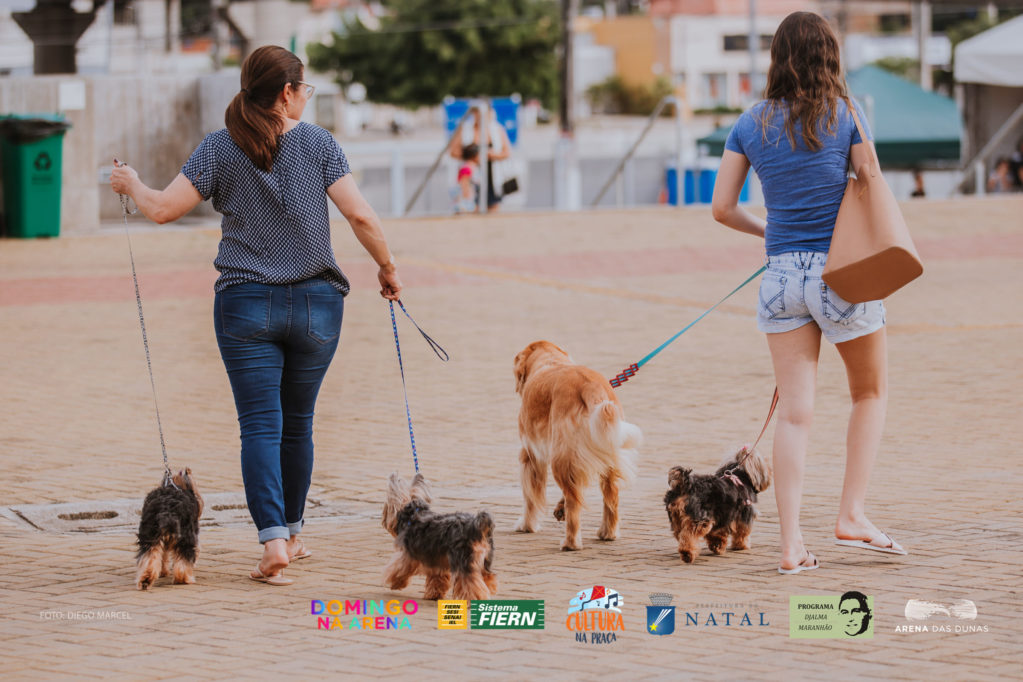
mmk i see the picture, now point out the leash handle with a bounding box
[609,266,765,389]
[394,300,449,362]
[116,158,172,486]
[390,299,449,473]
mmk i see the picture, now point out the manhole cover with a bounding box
[3,490,362,534]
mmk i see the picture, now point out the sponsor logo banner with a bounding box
[790,594,873,639]
[437,600,469,630]
[471,600,545,629]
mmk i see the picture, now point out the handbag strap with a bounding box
[847,100,879,177]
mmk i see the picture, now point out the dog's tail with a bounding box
[587,400,641,484]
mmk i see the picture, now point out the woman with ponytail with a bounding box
[111,46,402,586]
[711,12,906,575]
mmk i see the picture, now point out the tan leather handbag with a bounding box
[821,106,923,303]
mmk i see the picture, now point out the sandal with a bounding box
[249,567,294,586]
[778,550,819,575]
[835,531,907,555]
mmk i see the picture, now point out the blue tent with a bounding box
[697,66,961,166]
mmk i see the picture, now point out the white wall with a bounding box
[670,14,782,109]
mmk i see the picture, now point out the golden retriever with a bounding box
[513,341,642,550]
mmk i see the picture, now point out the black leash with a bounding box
[115,159,174,489]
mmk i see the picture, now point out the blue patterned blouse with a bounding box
[182,122,352,295]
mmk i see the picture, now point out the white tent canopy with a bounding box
[955,15,1023,87]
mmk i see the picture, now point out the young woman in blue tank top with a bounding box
[712,12,907,574]
[111,46,402,586]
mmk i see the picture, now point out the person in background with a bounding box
[987,157,1015,194]
[910,169,926,198]
[449,105,512,212]
[455,143,481,214]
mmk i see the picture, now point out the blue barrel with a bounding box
[665,165,749,205]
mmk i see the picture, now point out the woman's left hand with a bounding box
[378,266,402,301]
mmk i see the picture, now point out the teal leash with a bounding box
[609,266,766,388]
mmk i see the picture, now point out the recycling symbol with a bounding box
[34,152,52,171]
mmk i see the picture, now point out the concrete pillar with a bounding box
[914,0,932,91]
[12,0,103,74]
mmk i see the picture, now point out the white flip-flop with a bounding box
[834,531,907,555]
[778,551,819,574]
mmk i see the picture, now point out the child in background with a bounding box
[455,143,480,214]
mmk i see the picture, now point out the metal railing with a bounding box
[957,101,1023,195]
[590,94,684,208]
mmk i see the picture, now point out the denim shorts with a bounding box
[757,252,886,344]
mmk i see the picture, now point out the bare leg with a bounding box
[514,448,547,533]
[767,324,822,571]
[597,473,620,541]
[833,328,890,542]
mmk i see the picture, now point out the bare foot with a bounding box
[286,535,310,560]
[835,514,885,543]
[779,544,810,571]
[257,538,289,577]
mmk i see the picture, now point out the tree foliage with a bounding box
[307,0,560,108]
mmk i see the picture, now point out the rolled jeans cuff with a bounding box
[287,520,304,536]
[258,526,290,544]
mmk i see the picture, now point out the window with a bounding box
[113,0,136,25]
[701,73,727,108]
[723,35,773,51]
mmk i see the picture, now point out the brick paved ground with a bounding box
[1,198,1020,680]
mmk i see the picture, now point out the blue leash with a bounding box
[610,266,766,388]
[389,300,449,473]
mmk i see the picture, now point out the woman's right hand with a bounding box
[378,265,402,301]
[110,161,138,196]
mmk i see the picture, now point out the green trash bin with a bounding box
[0,114,72,238]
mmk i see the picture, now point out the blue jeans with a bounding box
[214,278,343,544]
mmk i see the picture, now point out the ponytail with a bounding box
[225,46,304,172]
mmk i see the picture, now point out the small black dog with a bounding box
[382,472,498,600]
[135,468,204,590]
[664,446,771,564]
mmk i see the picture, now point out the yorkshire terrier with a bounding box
[664,446,771,564]
[381,472,498,600]
[135,468,204,590]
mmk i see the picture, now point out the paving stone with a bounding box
[0,202,1020,678]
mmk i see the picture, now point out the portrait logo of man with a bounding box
[566,586,625,644]
[789,593,874,639]
[470,600,545,629]
[896,599,988,633]
[646,593,675,636]
[437,600,468,630]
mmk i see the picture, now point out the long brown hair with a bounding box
[760,12,849,151]
[225,46,304,171]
